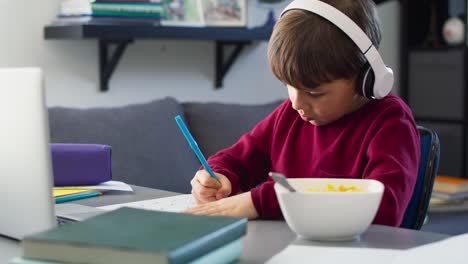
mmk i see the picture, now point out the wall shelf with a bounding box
[44,18,273,91]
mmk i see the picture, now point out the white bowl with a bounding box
[274,178,384,241]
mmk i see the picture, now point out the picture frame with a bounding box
[161,0,205,27]
[201,0,246,27]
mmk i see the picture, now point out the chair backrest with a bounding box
[400,125,440,230]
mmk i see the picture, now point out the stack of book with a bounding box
[57,0,248,27]
[53,188,102,204]
[429,175,468,212]
[11,207,247,264]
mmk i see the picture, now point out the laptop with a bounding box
[0,68,104,240]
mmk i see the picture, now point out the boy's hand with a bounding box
[190,170,232,204]
[184,192,259,220]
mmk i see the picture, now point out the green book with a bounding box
[91,2,163,12]
[22,207,247,264]
[12,238,242,264]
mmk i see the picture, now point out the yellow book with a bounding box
[53,188,96,198]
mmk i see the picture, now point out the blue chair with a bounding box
[400,125,440,230]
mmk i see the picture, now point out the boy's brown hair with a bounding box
[268,0,381,90]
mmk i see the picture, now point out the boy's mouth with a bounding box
[300,115,313,122]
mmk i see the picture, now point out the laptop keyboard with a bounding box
[56,216,77,226]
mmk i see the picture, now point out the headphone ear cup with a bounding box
[356,64,375,99]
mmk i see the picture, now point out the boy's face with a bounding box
[287,78,368,126]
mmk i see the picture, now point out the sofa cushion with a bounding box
[48,97,199,193]
[183,100,284,157]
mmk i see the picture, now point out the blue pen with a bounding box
[175,115,219,181]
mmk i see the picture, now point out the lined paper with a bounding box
[98,194,196,212]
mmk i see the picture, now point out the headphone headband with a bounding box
[281,0,372,53]
[280,0,394,99]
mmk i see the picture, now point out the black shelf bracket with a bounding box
[98,40,251,91]
[99,39,133,92]
[215,41,251,89]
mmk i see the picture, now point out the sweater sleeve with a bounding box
[364,105,420,226]
[206,101,288,199]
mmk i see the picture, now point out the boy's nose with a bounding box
[291,93,308,112]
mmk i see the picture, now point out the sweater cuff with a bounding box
[251,181,283,219]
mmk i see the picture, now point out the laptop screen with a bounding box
[0,68,56,240]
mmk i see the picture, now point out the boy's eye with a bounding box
[308,92,324,98]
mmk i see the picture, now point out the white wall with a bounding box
[0,0,399,108]
[378,1,400,95]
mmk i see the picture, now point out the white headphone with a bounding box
[280,0,394,99]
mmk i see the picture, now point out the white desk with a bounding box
[0,185,449,263]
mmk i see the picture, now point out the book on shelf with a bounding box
[92,1,163,8]
[95,0,161,2]
[429,196,468,213]
[9,257,62,264]
[91,2,163,18]
[55,15,162,26]
[21,207,247,264]
[92,11,162,18]
[433,175,468,194]
[59,0,92,16]
[431,190,468,201]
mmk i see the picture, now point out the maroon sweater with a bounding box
[207,94,420,226]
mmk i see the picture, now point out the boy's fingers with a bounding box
[193,180,218,196]
[216,176,232,199]
[192,170,230,201]
[191,191,203,205]
[192,189,217,204]
[196,171,221,188]
[215,192,225,200]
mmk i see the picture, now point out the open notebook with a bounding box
[98,194,196,212]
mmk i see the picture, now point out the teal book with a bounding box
[91,2,163,13]
[12,238,242,264]
[92,10,162,17]
[54,190,102,204]
[22,207,247,264]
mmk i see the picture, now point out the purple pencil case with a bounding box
[50,143,112,186]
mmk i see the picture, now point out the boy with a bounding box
[185,0,420,227]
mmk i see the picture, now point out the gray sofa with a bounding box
[48,97,282,193]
